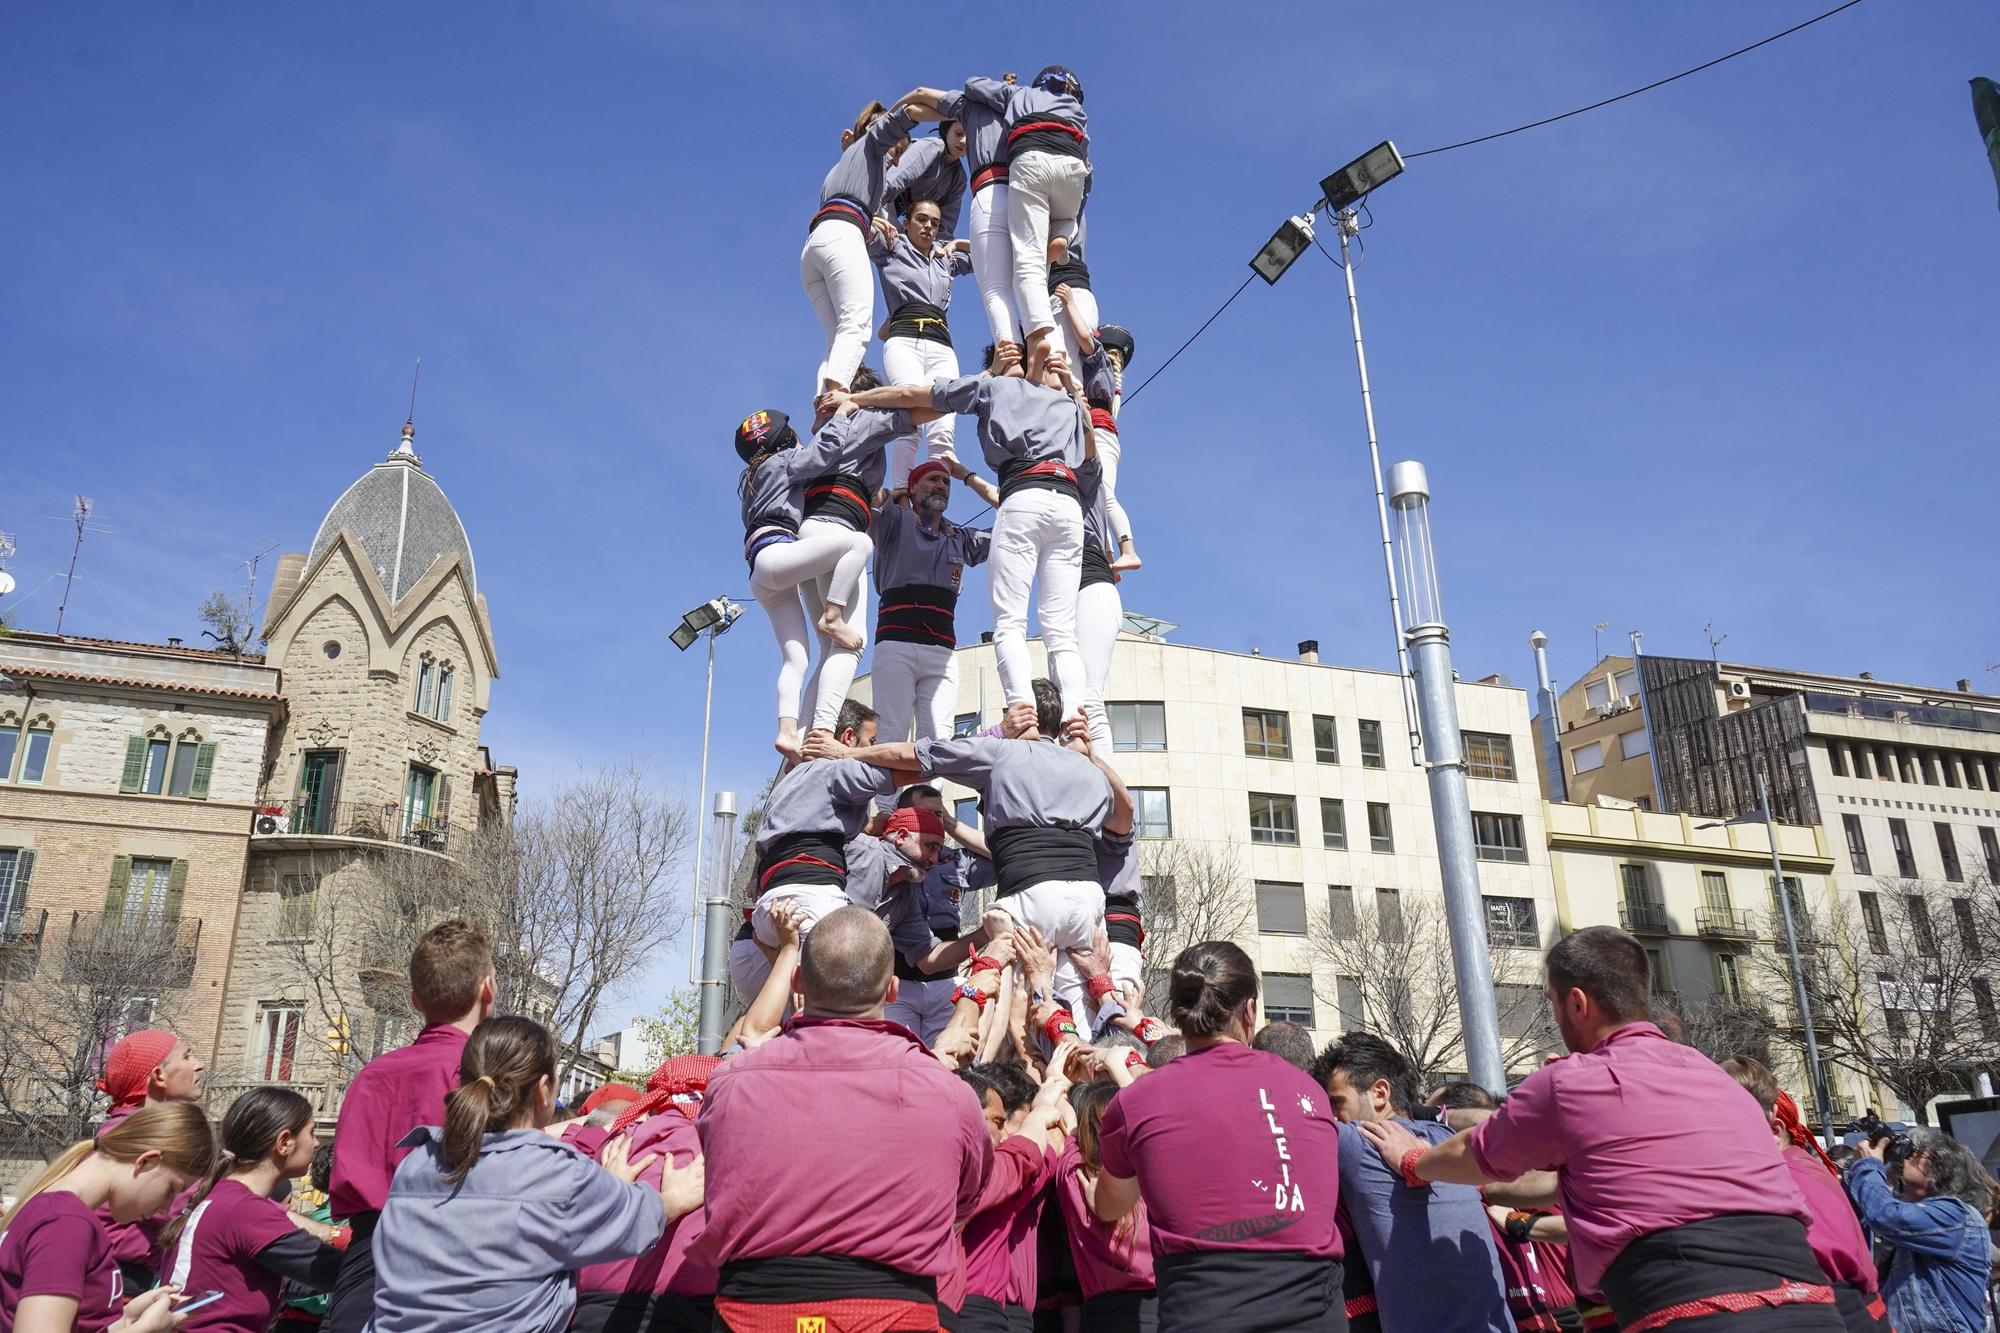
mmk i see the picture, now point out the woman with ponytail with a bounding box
[0,1101,216,1332]
[365,1015,703,1333]
[159,1087,345,1332]
[1090,942,1345,1333]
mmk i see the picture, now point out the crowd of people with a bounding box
[3,914,1999,1332]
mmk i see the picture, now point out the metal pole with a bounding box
[687,629,717,988]
[1336,212,1422,763]
[1530,632,1567,803]
[1761,773,1833,1138]
[698,791,739,1055]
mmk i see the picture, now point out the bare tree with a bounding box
[1668,994,1780,1069]
[1307,889,1557,1089]
[0,913,197,1160]
[1748,879,1999,1122]
[1136,840,1257,1012]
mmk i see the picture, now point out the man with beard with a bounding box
[869,458,995,750]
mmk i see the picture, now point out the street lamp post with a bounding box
[698,791,741,1054]
[1758,773,1835,1139]
[670,597,743,1052]
[1387,462,1506,1094]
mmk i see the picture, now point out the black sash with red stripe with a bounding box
[971,162,1008,192]
[1599,1215,1836,1332]
[877,583,958,647]
[997,457,1078,504]
[1007,118,1086,161]
[810,194,871,234]
[755,831,848,892]
[803,472,873,531]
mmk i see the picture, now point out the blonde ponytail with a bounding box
[0,1102,215,1238]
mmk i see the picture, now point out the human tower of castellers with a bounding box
[1,66,1985,1333]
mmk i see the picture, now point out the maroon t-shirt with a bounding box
[1097,1043,1342,1258]
[0,1192,124,1331]
[159,1178,298,1332]
[328,1024,468,1217]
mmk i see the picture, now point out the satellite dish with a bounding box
[0,571,15,597]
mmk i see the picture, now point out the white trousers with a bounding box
[882,335,960,491]
[1077,578,1122,756]
[1110,940,1144,996]
[728,884,851,1003]
[871,639,960,746]
[1007,152,1088,338]
[885,977,957,1046]
[751,520,872,727]
[1052,285,1100,385]
[968,182,1019,347]
[801,223,874,392]
[990,489,1084,718]
[797,574,870,735]
[1097,425,1134,548]
[988,879,1107,1036]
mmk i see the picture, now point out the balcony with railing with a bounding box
[1695,906,1757,941]
[1618,902,1673,936]
[1759,909,1821,954]
[204,1078,348,1121]
[254,799,451,854]
[62,912,202,988]
[0,908,47,982]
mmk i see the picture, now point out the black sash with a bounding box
[755,831,849,892]
[803,472,873,531]
[718,1255,936,1305]
[997,456,1079,504]
[988,826,1098,896]
[1597,1214,1836,1331]
[1081,537,1114,589]
[1153,1251,1344,1333]
[878,583,959,647]
[886,300,953,347]
[1104,891,1143,949]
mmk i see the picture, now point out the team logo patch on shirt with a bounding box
[796,1318,827,1333]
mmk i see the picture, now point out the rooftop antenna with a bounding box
[406,357,422,429]
[50,496,112,634]
[1593,620,1610,660]
[0,530,16,601]
[1704,618,1728,663]
[237,541,282,640]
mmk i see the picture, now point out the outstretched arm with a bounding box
[848,383,945,425]
[946,456,1000,508]
[1063,714,1131,835]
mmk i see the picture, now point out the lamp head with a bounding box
[1320,141,1404,213]
[1250,214,1315,285]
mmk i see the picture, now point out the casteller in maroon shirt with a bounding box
[327,1024,469,1218]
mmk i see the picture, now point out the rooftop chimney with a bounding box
[1957,679,1972,693]
[1859,671,1873,681]
[1298,640,1319,664]
[166,637,182,648]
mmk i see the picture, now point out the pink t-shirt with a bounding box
[691,1017,992,1279]
[1097,1043,1341,1258]
[159,1178,298,1332]
[0,1192,124,1332]
[567,1114,718,1298]
[95,1104,170,1271]
[1466,1023,1808,1295]
[1056,1141,1154,1299]
[328,1024,468,1217]
[1783,1146,1875,1292]
[963,1137,1056,1303]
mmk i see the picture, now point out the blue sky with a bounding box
[5,2,1997,1016]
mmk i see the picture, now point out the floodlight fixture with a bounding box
[672,596,742,652]
[1320,140,1404,213]
[1249,213,1316,285]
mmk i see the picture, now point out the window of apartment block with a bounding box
[1358,719,1385,769]
[1463,732,1515,781]
[1484,896,1540,948]
[1242,709,1291,761]
[276,873,319,940]
[1248,793,1299,846]
[1572,742,1604,774]
[1906,895,1936,955]
[403,764,449,839]
[1859,893,1889,954]
[1878,974,1909,1040]
[112,857,181,927]
[1974,979,2000,1042]
[1888,819,1917,877]
[1313,716,1340,764]
[1983,827,2000,882]
[1613,669,1639,702]
[256,1004,304,1082]
[414,659,456,722]
[1367,802,1394,853]
[1321,799,1347,850]
[0,849,35,928]
[9,726,52,785]
[1700,871,1732,915]
[1376,888,1404,942]
[1131,788,1172,839]
[953,713,981,738]
[1496,983,1546,1039]
[1327,886,1356,938]
[1935,823,1963,882]
[0,727,15,782]
[1255,882,1308,936]
[1263,974,1314,1026]
[954,797,980,830]
[1843,815,1871,875]
[1335,976,1365,1031]
[1472,812,1528,863]
[1646,947,1670,995]
[1953,898,1980,954]
[1712,952,1745,1004]
[1828,744,1848,778]
[1109,702,1167,752]
[140,738,169,795]
[1620,729,1651,759]
[119,733,214,800]
[1584,678,1611,711]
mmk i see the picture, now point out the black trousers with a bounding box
[572,1291,717,1333]
[317,1213,379,1333]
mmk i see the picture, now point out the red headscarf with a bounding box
[884,806,944,837]
[97,1030,179,1108]
[580,1083,641,1115]
[609,1054,724,1135]
[1774,1089,1841,1177]
[907,459,951,489]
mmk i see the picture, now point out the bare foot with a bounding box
[775,722,803,763]
[817,603,866,652]
[1023,329,1053,381]
[1110,543,1142,574]
[992,340,1025,378]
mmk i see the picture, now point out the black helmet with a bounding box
[1031,65,1082,101]
[734,409,795,463]
[1097,324,1135,368]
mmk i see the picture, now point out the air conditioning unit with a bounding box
[1727,681,1752,700]
[253,807,285,836]
[1592,702,1621,719]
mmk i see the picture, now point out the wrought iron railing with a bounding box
[254,799,450,852]
[204,1078,347,1119]
[1695,906,1757,941]
[62,911,202,988]
[1618,901,1672,935]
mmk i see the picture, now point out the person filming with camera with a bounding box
[1844,1119,1994,1333]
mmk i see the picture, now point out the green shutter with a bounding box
[12,849,31,913]
[105,855,131,915]
[164,860,188,922]
[437,670,454,721]
[188,742,217,800]
[119,737,146,793]
[435,774,452,825]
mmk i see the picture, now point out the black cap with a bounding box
[1097,324,1135,367]
[1032,65,1082,101]
[734,409,795,462]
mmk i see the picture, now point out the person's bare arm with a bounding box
[849,384,945,425]
[1479,1170,1561,1209]
[945,456,1001,507]
[1093,1170,1142,1223]
[1062,714,1132,834]
[742,901,805,1035]
[1055,284,1097,354]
